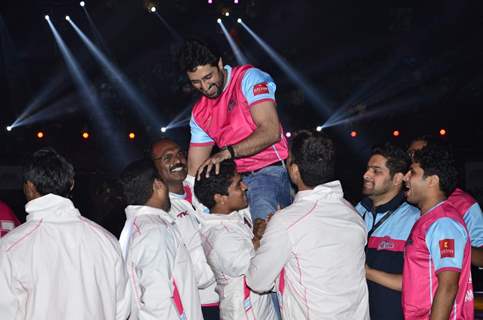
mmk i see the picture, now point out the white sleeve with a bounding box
[130,226,177,319]
[0,251,17,318]
[114,252,132,320]
[246,215,292,293]
[210,229,253,278]
[177,216,216,288]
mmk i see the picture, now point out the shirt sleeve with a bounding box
[114,253,132,320]
[241,68,277,107]
[130,226,178,319]
[246,214,292,293]
[0,251,17,319]
[462,203,483,247]
[207,227,253,278]
[189,116,214,146]
[176,215,215,289]
[425,217,468,272]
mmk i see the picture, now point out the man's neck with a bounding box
[168,182,184,195]
[419,193,446,215]
[211,205,231,215]
[370,188,400,208]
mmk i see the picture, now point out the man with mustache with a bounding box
[177,39,292,222]
[151,139,219,319]
[355,144,420,320]
[409,135,483,267]
[367,144,474,320]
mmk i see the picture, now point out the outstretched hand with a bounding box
[196,149,231,180]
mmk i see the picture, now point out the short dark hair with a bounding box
[194,160,237,210]
[410,134,447,149]
[413,144,457,197]
[290,130,335,187]
[120,159,158,205]
[23,148,75,197]
[178,39,221,73]
[371,143,411,177]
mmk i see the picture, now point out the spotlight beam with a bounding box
[218,20,248,65]
[80,5,112,57]
[239,21,332,117]
[154,12,183,43]
[46,17,131,171]
[67,18,165,131]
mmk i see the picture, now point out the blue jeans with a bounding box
[242,165,293,221]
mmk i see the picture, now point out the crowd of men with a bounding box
[0,39,482,320]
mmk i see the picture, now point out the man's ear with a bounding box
[213,193,226,206]
[392,172,404,187]
[24,180,40,201]
[153,179,165,194]
[426,174,440,190]
[69,179,75,192]
[218,57,223,70]
[288,162,301,185]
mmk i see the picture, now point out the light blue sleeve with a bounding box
[463,203,483,247]
[189,116,214,145]
[426,217,468,272]
[241,68,277,106]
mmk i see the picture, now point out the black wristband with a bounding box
[225,145,236,159]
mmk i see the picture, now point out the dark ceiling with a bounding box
[1,0,482,172]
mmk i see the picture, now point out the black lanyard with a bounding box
[365,209,395,239]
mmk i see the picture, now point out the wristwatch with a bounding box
[224,145,236,159]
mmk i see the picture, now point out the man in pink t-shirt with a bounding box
[177,39,292,221]
[367,144,473,319]
[0,200,20,237]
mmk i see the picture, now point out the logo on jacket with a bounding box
[253,82,269,96]
[177,211,189,218]
[377,240,395,250]
[439,239,455,258]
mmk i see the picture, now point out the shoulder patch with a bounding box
[439,239,455,258]
[253,82,269,96]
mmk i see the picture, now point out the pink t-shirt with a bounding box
[190,65,288,173]
[0,200,20,237]
[402,201,473,320]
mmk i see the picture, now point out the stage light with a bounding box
[217,18,222,23]
[285,132,292,138]
[36,131,45,139]
[234,0,239,3]
[80,1,85,7]
[150,6,156,13]
[45,15,50,20]
[439,128,447,136]
[128,132,135,140]
[208,0,213,3]
[161,127,167,133]
[6,126,12,132]
[65,15,70,21]
[225,12,230,17]
[393,130,400,137]
[350,130,358,138]
[237,18,242,23]
[316,126,323,132]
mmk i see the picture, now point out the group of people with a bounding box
[0,39,481,320]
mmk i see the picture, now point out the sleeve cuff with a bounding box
[248,98,276,108]
[435,267,462,274]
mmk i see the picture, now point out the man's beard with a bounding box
[203,70,225,99]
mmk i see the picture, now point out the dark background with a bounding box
[1,0,482,281]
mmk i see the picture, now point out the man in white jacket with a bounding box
[246,131,370,320]
[194,160,276,320]
[151,139,218,319]
[0,148,131,320]
[119,159,203,320]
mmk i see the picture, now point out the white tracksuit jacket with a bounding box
[169,178,219,306]
[199,210,276,320]
[247,181,370,320]
[120,205,203,320]
[0,194,131,320]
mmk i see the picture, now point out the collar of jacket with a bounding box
[26,193,80,222]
